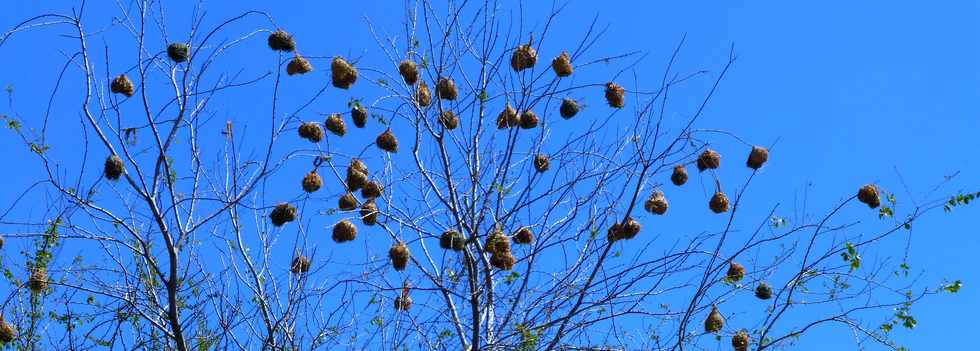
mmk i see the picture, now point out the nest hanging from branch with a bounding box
[490,252,516,270]
[559,98,579,119]
[644,190,669,215]
[331,56,358,89]
[697,149,721,172]
[287,54,313,75]
[857,184,880,209]
[607,217,641,241]
[376,129,399,153]
[332,220,357,243]
[415,81,432,107]
[28,267,48,293]
[346,159,369,191]
[604,82,625,108]
[552,51,573,77]
[110,74,135,97]
[497,103,519,129]
[298,122,324,142]
[389,242,411,271]
[755,282,773,300]
[519,110,539,129]
[167,43,189,63]
[486,231,511,256]
[732,330,749,351]
[511,43,538,71]
[513,227,534,245]
[267,29,295,52]
[398,59,419,85]
[338,192,358,211]
[710,191,730,214]
[533,154,550,173]
[360,200,378,225]
[269,203,297,227]
[436,77,458,100]
[440,230,465,251]
[104,155,125,180]
[746,146,768,169]
[439,111,459,130]
[704,305,725,333]
[726,261,746,282]
[351,104,368,128]
[362,181,383,199]
[301,171,322,193]
[671,165,688,186]
[290,255,311,274]
[325,113,346,137]
[394,282,413,311]
[0,315,15,343]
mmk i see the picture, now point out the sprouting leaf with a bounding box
[942,280,962,293]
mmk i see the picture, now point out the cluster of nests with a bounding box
[266,29,359,87]
[701,261,774,350]
[108,42,192,98]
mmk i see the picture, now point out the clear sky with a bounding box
[1,1,977,350]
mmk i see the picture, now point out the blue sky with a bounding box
[1,1,977,349]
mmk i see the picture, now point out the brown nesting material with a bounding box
[389,242,411,271]
[290,255,311,274]
[324,113,346,137]
[732,330,749,351]
[415,81,432,107]
[267,29,295,52]
[0,315,15,343]
[398,59,419,85]
[746,146,768,169]
[726,261,745,282]
[551,51,573,77]
[559,98,579,119]
[331,56,358,89]
[533,154,550,173]
[439,111,459,130]
[671,165,688,186]
[298,122,324,142]
[338,192,358,211]
[359,200,378,225]
[710,191,730,214]
[440,230,465,251]
[485,232,511,256]
[644,190,668,215]
[346,164,369,191]
[755,282,773,300]
[111,74,135,97]
[704,305,724,333]
[857,184,881,209]
[511,44,538,71]
[286,54,313,75]
[104,155,125,180]
[167,43,189,63]
[604,82,625,108]
[377,129,399,153]
[301,171,322,193]
[332,220,357,243]
[351,104,368,128]
[436,77,458,100]
[621,217,641,240]
[519,110,539,129]
[490,252,516,270]
[394,283,413,311]
[513,227,534,245]
[269,203,297,227]
[28,267,48,293]
[607,222,624,242]
[361,181,383,199]
[697,149,721,172]
[497,103,519,129]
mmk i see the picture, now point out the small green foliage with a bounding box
[504,271,520,284]
[841,242,861,272]
[944,191,980,212]
[515,323,540,351]
[878,206,893,219]
[941,280,962,293]
[770,215,788,228]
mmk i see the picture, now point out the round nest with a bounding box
[857,184,880,209]
[331,56,358,89]
[621,217,641,240]
[436,77,458,100]
[394,294,413,311]
[732,330,749,351]
[534,154,550,173]
[301,171,322,193]
[415,81,432,107]
[377,129,399,153]
[671,164,688,186]
[513,227,534,245]
[644,191,669,215]
[0,315,15,343]
[559,98,579,119]
[604,82,625,108]
[360,200,378,225]
[746,146,769,170]
[267,29,295,52]
[398,59,419,85]
[726,261,746,282]
[104,155,125,180]
[607,222,624,242]
[389,242,411,271]
[697,149,721,172]
[338,192,358,211]
[346,161,369,191]
[351,104,368,128]
[286,54,313,76]
[325,113,346,137]
[332,220,357,243]
[497,103,519,129]
[755,282,773,300]
[485,232,511,256]
[167,43,189,63]
[710,191,730,214]
[298,122,324,142]
[439,111,459,130]
[704,305,725,333]
[111,74,135,97]
[290,255,311,274]
[28,267,48,293]
[519,110,539,129]
[490,251,516,270]
[361,181,383,199]
[269,203,297,227]
[440,230,465,251]
[552,51,573,77]
[349,158,368,174]
[511,44,538,72]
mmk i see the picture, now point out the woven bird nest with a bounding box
[325,113,346,137]
[559,98,579,119]
[28,267,48,293]
[338,192,358,211]
[167,43,189,63]
[697,149,721,172]
[331,56,358,89]
[439,111,459,130]
[377,129,399,153]
[726,261,746,283]
[732,330,749,351]
[332,220,357,243]
[704,305,725,333]
[607,222,624,242]
[857,184,880,209]
[486,232,511,256]
[519,110,539,129]
[622,217,641,240]
[269,203,297,227]
[746,146,768,170]
[755,282,773,300]
[513,227,534,245]
[440,230,465,251]
[671,165,688,186]
[104,155,125,180]
[298,122,324,142]
[415,81,432,107]
[301,171,322,193]
[346,162,369,191]
[552,51,573,77]
[351,104,368,128]
[534,154,550,173]
[710,191,730,214]
[490,252,516,270]
[0,315,15,343]
[497,103,519,129]
[110,74,135,97]
[349,158,368,174]
[360,200,378,225]
[287,54,313,75]
[436,77,458,100]
[362,181,383,199]
[290,255,311,274]
[398,59,419,85]
[644,191,669,215]
[394,284,413,311]
[604,82,625,108]
[389,242,411,271]
[511,44,538,71]
[267,29,295,52]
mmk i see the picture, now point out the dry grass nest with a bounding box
[298,122,324,142]
[362,181,383,199]
[267,29,295,52]
[497,103,519,129]
[331,56,358,89]
[360,200,378,225]
[394,284,413,311]
[511,44,538,71]
[338,192,359,211]
[28,267,48,293]
[533,154,550,173]
[697,149,721,172]
[604,82,625,108]
[389,242,411,271]
[377,129,399,153]
[287,54,313,76]
[710,191,730,214]
[857,184,880,209]
[269,203,297,227]
[398,59,419,85]
[513,227,534,245]
[111,74,135,97]
[732,330,749,351]
[490,252,516,270]
[607,217,641,241]
[439,111,459,130]
[755,282,773,300]
[746,146,768,170]
[519,110,539,129]
[346,159,369,191]
[104,155,125,180]
[440,230,465,251]
[290,255,311,274]
[552,51,573,77]
[486,232,511,256]
[671,165,688,186]
[559,98,579,119]
[301,171,322,193]
[167,43,189,63]
[726,261,745,283]
[325,113,346,137]
[704,305,724,333]
[0,315,15,343]
[415,81,432,107]
[644,191,669,215]
[332,220,357,243]
[436,77,458,100]
[351,104,368,128]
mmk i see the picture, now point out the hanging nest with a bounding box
[0,315,15,343]
[331,56,358,89]
[298,122,324,142]
[269,203,297,227]
[497,103,519,129]
[324,113,346,137]
[398,59,419,85]
[607,222,624,242]
[110,74,135,97]
[644,191,669,215]
[710,191,730,214]
[28,267,47,293]
[671,164,688,186]
[439,111,459,130]
[621,217,641,240]
[746,146,768,170]
[511,43,538,72]
[486,232,511,256]
[394,283,413,311]
[704,305,725,333]
[167,43,189,63]
[604,82,625,108]
[360,200,378,225]
[857,184,880,209]
[552,51,573,77]
[389,242,411,271]
[338,192,358,211]
[697,149,721,172]
[415,81,432,107]
[104,155,125,180]
[332,220,357,243]
[755,282,773,300]
[726,261,746,283]
[267,29,295,52]
[351,104,368,128]
[349,158,369,174]
[377,129,399,153]
[732,330,749,351]
[533,154,550,173]
[286,54,313,75]
[301,171,322,193]
[440,230,465,251]
[362,181,383,199]
[559,98,579,119]
[436,77,458,100]
[490,252,516,270]
[513,227,534,245]
[519,110,539,129]
[346,159,369,191]
[290,255,311,274]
